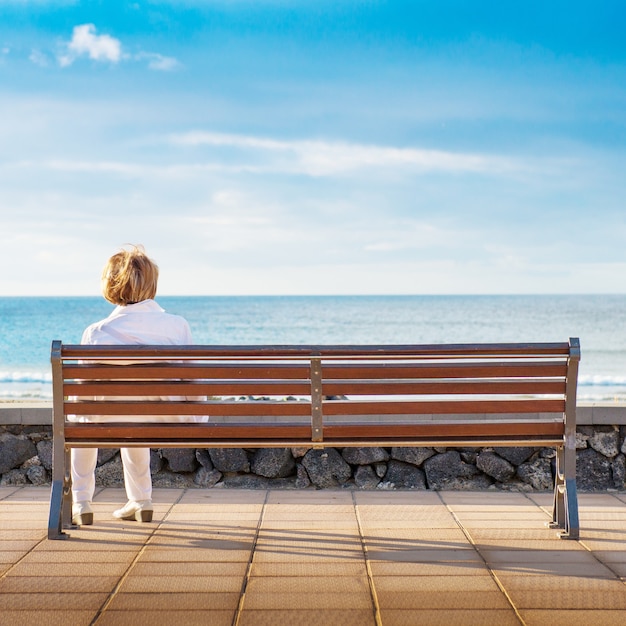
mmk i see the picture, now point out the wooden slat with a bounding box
[60,342,572,360]
[322,362,568,380]
[62,363,311,380]
[323,421,565,440]
[64,381,311,396]
[65,400,311,417]
[321,399,566,416]
[322,380,566,396]
[65,423,312,441]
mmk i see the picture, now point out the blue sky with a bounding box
[1,0,625,296]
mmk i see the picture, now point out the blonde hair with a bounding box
[101,245,159,305]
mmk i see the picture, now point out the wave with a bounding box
[0,389,53,400]
[579,375,626,387]
[0,371,52,384]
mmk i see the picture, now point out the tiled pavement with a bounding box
[1,487,626,625]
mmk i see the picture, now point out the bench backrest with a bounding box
[52,339,580,449]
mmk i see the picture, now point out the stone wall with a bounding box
[2,424,625,492]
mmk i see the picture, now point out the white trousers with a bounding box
[71,447,152,503]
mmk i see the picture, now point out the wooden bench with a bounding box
[48,339,581,540]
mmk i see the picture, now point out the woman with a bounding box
[71,245,196,526]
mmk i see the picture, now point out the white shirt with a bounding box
[82,299,192,346]
[73,299,207,423]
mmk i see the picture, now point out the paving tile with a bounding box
[465,528,573,541]
[370,562,491,577]
[607,563,626,577]
[354,491,442,505]
[445,504,543,512]
[0,576,119,593]
[139,547,249,562]
[452,511,550,520]
[255,535,362,552]
[496,575,626,593]
[360,519,462,529]
[0,487,21,499]
[241,590,373,610]
[439,492,530,505]
[106,591,240,610]
[3,487,51,501]
[252,545,364,563]
[21,550,137,564]
[376,590,512,610]
[0,540,41,552]
[130,561,248,579]
[245,575,370,594]
[0,610,95,626]
[474,539,587,551]
[0,509,48,518]
[119,574,243,593]
[361,528,469,541]
[373,575,501,593]
[379,609,520,626]
[267,491,354,504]
[356,506,453,520]
[576,529,626,540]
[490,562,618,578]
[0,551,26,564]
[590,550,626,563]
[261,520,360,530]
[35,537,144,551]
[147,533,255,551]
[480,549,600,564]
[237,609,376,626]
[96,610,234,626]
[250,561,368,577]
[0,592,108,610]
[0,529,47,540]
[506,587,626,609]
[457,520,559,529]
[366,547,481,563]
[6,562,129,577]
[521,610,626,626]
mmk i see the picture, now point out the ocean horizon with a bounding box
[1,294,625,402]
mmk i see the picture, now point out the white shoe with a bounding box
[72,501,93,526]
[113,500,153,522]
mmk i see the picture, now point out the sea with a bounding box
[1,294,626,403]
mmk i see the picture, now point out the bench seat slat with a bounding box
[323,362,568,379]
[63,420,564,445]
[65,423,312,441]
[322,399,566,415]
[64,381,312,396]
[323,380,566,396]
[324,420,564,439]
[64,398,565,416]
[59,342,572,359]
[62,361,568,382]
[64,400,312,417]
[63,379,566,397]
[63,364,312,380]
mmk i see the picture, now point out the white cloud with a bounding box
[59,23,122,67]
[56,24,181,71]
[170,131,520,176]
[136,52,181,71]
[29,49,50,67]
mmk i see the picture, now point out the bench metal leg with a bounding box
[550,445,579,540]
[48,445,72,540]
